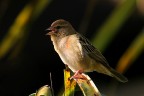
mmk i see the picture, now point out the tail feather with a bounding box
[110,68,128,83]
[93,64,128,82]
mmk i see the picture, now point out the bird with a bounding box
[46,19,128,82]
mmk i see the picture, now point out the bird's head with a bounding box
[46,19,76,38]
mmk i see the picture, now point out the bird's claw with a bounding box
[70,70,87,80]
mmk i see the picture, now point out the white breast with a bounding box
[51,34,83,72]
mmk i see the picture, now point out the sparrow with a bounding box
[46,19,128,82]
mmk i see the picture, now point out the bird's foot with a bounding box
[70,70,86,80]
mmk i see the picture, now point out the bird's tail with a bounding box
[94,64,128,82]
[109,68,128,83]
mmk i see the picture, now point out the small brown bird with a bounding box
[46,19,128,82]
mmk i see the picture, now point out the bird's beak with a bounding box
[45,27,54,35]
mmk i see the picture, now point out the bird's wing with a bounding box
[76,33,128,82]
[76,33,110,68]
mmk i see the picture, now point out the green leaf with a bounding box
[64,69,76,96]
[36,85,52,96]
[92,0,136,52]
[29,93,36,96]
[75,73,101,96]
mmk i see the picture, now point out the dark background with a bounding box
[0,0,144,96]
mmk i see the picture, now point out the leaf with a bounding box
[75,73,101,96]
[116,29,144,73]
[0,0,51,59]
[64,69,76,96]
[92,0,136,52]
[29,93,36,96]
[36,85,52,96]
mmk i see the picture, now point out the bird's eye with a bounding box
[55,26,62,29]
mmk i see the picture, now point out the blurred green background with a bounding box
[0,0,144,96]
